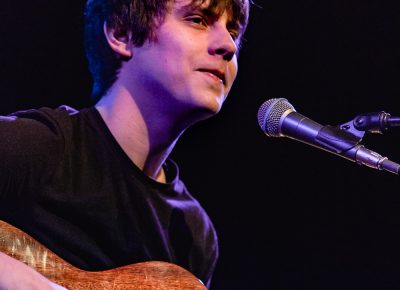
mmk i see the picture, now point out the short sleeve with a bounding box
[0,108,69,199]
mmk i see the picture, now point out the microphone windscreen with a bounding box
[257,98,295,137]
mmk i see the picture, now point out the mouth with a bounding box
[197,69,226,85]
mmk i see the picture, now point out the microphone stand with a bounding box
[352,111,400,133]
[314,112,400,175]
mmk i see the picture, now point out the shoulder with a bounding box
[0,106,87,193]
[8,105,79,129]
[3,105,99,138]
[0,105,93,170]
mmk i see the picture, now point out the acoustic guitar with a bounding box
[0,220,206,289]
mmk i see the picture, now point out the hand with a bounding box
[0,252,67,290]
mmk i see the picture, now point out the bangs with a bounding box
[186,0,250,36]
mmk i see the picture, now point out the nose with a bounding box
[208,26,238,62]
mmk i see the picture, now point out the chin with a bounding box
[191,99,224,122]
[178,90,226,122]
[201,91,225,111]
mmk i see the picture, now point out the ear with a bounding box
[103,21,133,58]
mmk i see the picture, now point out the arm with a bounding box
[0,252,66,290]
[0,111,68,289]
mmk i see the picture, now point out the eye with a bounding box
[186,15,208,26]
[229,30,239,41]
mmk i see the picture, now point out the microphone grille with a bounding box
[257,98,295,136]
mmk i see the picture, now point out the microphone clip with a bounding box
[321,111,398,153]
[347,111,400,134]
[352,111,391,134]
[317,111,395,154]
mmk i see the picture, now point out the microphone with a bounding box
[257,98,400,175]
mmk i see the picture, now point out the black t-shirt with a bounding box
[0,105,218,287]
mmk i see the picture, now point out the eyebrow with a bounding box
[175,3,218,18]
[176,3,243,36]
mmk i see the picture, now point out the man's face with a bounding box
[127,0,241,122]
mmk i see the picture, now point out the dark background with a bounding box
[1,1,400,289]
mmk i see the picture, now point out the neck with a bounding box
[95,86,183,183]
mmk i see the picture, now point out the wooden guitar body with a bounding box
[0,220,206,289]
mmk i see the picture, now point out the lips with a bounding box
[197,69,226,85]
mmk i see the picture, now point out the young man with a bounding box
[0,0,250,288]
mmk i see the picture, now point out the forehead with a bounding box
[173,0,233,15]
[174,0,227,9]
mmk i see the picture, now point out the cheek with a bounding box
[156,41,188,74]
[228,59,238,82]
[158,28,199,66]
